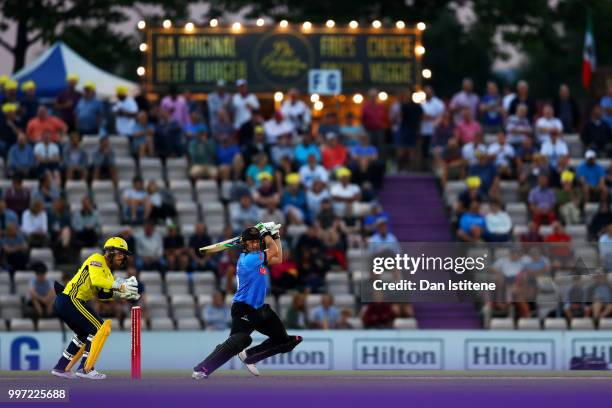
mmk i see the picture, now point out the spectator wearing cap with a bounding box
[33,130,61,182]
[299,153,329,190]
[253,172,280,208]
[135,222,165,271]
[330,167,361,215]
[270,133,294,166]
[54,74,81,131]
[306,178,331,219]
[4,176,30,218]
[0,199,18,234]
[508,80,537,121]
[1,102,22,151]
[485,200,512,242]
[456,201,486,242]
[92,136,118,185]
[577,150,606,202]
[581,105,612,156]
[229,193,260,233]
[450,78,479,124]
[539,128,568,169]
[456,107,482,144]
[556,170,582,225]
[294,133,321,166]
[160,85,190,128]
[188,127,217,180]
[281,173,307,224]
[21,199,48,247]
[280,88,311,133]
[535,104,564,144]
[122,176,149,224]
[155,106,184,158]
[2,223,29,271]
[207,80,231,132]
[368,218,400,254]
[231,79,260,130]
[26,106,67,144]
[363,203,390,234]
[264,109,294,145]
[131,111,156,158]
[63,132,88,181]
[2,80,18,104]
[75,81,104,135]
[321,132,347,170]
[454,176,483,216]
[0,74,9,96]
[8,132,35,178]
[361,88,387,147]
[528,174,556,226]
[71,196,101,248]
[246,153,274,187]
[505,103,532,148]
[112,85,138,137]
[19,80,39,125]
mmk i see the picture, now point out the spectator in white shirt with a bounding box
[135,222,164,270]
[306,178,331,218]
[461,132,487,166]
[505,103,532,147]
[330,167,361,216]
[487,131,515,178]
[207,80,232,132]
[111,86,138,137]
[280,88,311,133]
[299,154,329,190]
[263,110,294,145]
[122,176,150,225]
[535,104,563,144]
[420,86,445,159]
[22,200,48,246]
[231,79,260,129]
[485,200,512,242]
[33,131,61,184]
[540,128,569,168]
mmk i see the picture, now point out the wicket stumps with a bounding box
[131,306,141,379]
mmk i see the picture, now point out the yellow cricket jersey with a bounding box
[63,253,115,301]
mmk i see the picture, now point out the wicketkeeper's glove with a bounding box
[111,276,139,297]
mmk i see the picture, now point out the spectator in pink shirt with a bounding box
[360,88,386,147]
[160,85,190,128]
[456,108,483,144]
[450,78,479,124]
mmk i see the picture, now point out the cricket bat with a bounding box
[199,223,282,254]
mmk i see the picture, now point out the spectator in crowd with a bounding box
[0,198,18,234]
[131,111,156,158]
[160,85,190,128]
[539,128,568,169]
[349,132,384,190]
[363,202,390,234]
[54,73,81,131]
[553,83,580,132]
[112,86,138,137]
[591,201,612,241]
[419,86,445,167]
[505,103,533,148]
[479,81,504,132]
[437,137,464,187]
[155,106,184,158]
[63,132,88,181]
[281,173,308,224]
[33,130,61,182]
[468,151,499,199]
[581,105,612,155]
[508,80,537,121]
[270,133,294,166]
[203,291,231,330]
[519,221,544,243]
[321,132,348,171]
[535,104,564,144]
[242,125,269,166]
[122,176,149,224]
[361,88,386,147]
[280,88,311,133]
[431,110,456,156]
[2,79,18,103]
[216,135,242,177]
[253,172,280,209]
[485,200,512,242]
[492,247,527,284]
[188,127,217,180]
[20,81,39,124]
[245,153,274,187]
[26,105,67,144]
[92,136,118,185]
[22,200,47,246]
[211,108,235,142]
[513,247,549,318]
[556,170,583,225]
[457,201,486,242]
[75,81,104,135]
[163,224,188,271]
[146,180,176,224]
[487,130,515,179]
[306,178,331,219]
[515,136,537,174]
[564,275,586,320]
[396,89,423,171]
[264,109,294,145]
[231,79,260,131]
[585,271,612,320]
[135,222,165,271]
[341,111,365,145]
[184,111,208,141]
[207,80,231,132]
[310,294,340,329]
[545,221,573,268]
[285,293,308,329]
[601,84,612,130]
[2,223,29,271]
[338,309,355,329]
[4,175,31,218]
[229,193,259,233]
[456,107,482,144]
[454,176,483,217]
[299,153,329,190]
[330,167,361,215]
[362,293,396,329]
[461,131,487,168]
[576,150,606,202]
[34,173,60,212]
[297,231,327,292]
[318,111,341,141]
[294,133,321,166]
[0,103,21,153]
[528,174,556,226]
[72,195,100,248]
[270,249,298,294]
[368,218,400,254]
[48,198,73,262]
[8,132,36,178]
[450,77,479,124]
[599,225,612,269]
[188,223,212,271]
[28,266,55,318]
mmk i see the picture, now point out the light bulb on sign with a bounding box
[326,20,335,28]
[395,21,405,29]
[232,22,242,30]
[137,20,146,30]
[210,19,219,27]
[162,19,172,29]
[417,22,426,31]
[279,20,289,28]
[310,93,320,103]
[136,67,145,76]
[412,91,426,104]
[372,20,382,29]
[139,43,148,52]
[185,22,194,32]
[415,45,425,55]
[353,93,364,104]
[378,92,388,101]
[422,69,432,79]
[349,21,359,29]
[274,92,284,102]
[314,101,324,111]
[256,18,265,27]
[303,21,312,30]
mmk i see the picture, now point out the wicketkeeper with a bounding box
[51,237,140,380]
[193,222,302,379]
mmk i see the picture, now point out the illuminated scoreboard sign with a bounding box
[145,26,422,93]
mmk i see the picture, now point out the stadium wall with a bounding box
[1,331,611,371]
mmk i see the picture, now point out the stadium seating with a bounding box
[0,273,11,294]
[37,319,62,331]
[544,318,567,330]
[0,295,22,319]
[177,317,202,330]
[170,294,197,318]
[165,272,190,296]
[392,318,418,329]
[10,318,34,331]
[146,294,170,318]
[150,317,175,331]
[570,318,595,330]
[490,318,514,330]
[192,272,216,295]
[517,318,541,330]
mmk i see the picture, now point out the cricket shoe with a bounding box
[51,369,77,379]
[192,370,208,380]
[238,350,260,377]
[75,369,106,380]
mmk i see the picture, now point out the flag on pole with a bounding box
[582,11,596,90]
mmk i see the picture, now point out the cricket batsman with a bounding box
[51,237,140,380]
[192,222,302,379]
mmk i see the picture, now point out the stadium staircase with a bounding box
[378,174,481,329]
